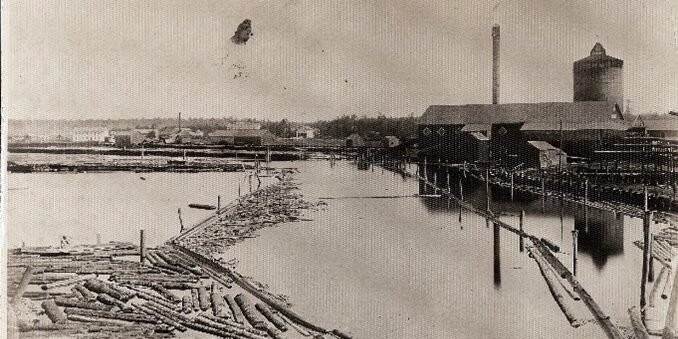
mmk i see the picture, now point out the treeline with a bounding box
[311,115,418,140]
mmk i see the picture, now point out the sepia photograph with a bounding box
[1,1,678,338]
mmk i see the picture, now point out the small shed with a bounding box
[207,129,277,146]
[346,134,364,147]
[525,141,567,169]
[114,131,146,148]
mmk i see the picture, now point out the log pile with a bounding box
[175,177,323,257]
[8,239,330,338]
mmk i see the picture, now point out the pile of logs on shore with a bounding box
[7,242,338,339]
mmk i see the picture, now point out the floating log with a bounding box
[200,312,247,330]
[84,279,132,301]
[529,247,582,328]
[66,314,135,326]
[11,266,35,304]
[663,267,675,299]
[54,296,113,311]
[332,328,354,339]
[63,307,158,324]
[22,291,73,300]
[41,273,96,290]
[151,284,181,303]
[226,294,247,324]
[71,286,86,301]
[278,313,312,336]
[97,293,132,312]
[210,284,230,318]
[191,288,200,311]
[532,240,625,339]
[664,261,678,339]
[135,304,186,332]
[42,299,67,324]
[74,284,97,301]
[628,307,650,339]
[198,285,211,311]
[235,293,268,330]
[182,295,192,314]
[189,203,217,210]
[255,303,287,331]
[193,315,269,339]
[124,285,179,311]
[650,266,670,307]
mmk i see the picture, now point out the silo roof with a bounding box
[574,42,622,64]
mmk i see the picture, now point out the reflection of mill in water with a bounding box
[574,208,624,269]
[416,165,625,290]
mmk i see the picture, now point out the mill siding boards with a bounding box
[418,101,625,163]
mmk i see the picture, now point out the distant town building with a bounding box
[295,126,318,139]
[113,130,146,148]
[224,121,261,130]
[207,129,277,146]
[345,134,365,147]
[159,127,204,144]
[72,127,109,143]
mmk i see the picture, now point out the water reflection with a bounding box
[574,208,624,269]
[417,167,625,273]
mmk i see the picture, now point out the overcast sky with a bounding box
[2,0,677,122]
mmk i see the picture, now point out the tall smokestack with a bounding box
[492,24,500,104]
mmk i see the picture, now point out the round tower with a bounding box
[573,43,623,110]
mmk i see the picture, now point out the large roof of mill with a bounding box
[420,101,621,126]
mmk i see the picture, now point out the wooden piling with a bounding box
[178,208,185,233]
[641,211,651,314]
[649,235,655,282]
[572,229,579,276]
[459,178,464,201]
[510,172,514,201]
[217,195,221,212]
[518,210,525,252]
[139,230,146,264]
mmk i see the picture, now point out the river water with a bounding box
[6,170,267,248]
[223,160,667,339]
[6,160,666,338]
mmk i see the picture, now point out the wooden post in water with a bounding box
[644,186,649,213]
[447,171,450,191]
[640,211,651,315]
[493,222,501,287]
[541,175,546,213]
[139,230,146,265]
[458,204,462,224]
[459,178,464,201]
[584,179,589,205]
[572,229,579,276]
[485,168,491,213]
[648,235,654,282]
[510,172,514,201]
[518,211,525,252]
[217,195,221,213]
[433,171,438,194]
[178,208,185,233]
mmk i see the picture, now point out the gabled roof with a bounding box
[527,140,559,151]
[521,120,628,131]
[420,101,621,126]
[639,115,678,131]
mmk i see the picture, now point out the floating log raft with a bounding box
[528,247,582,328]
[211,284,231,318]
[189,203,216,210]
[11,266,34,304]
